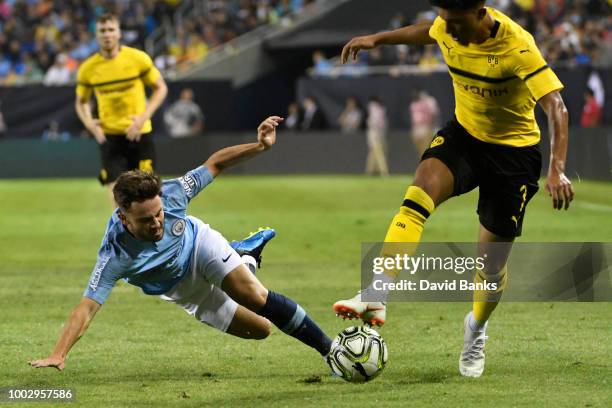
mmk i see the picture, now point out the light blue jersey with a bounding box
[83,166,213,305]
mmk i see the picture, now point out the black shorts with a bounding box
[422,119,541,238]
[98,133,156,185]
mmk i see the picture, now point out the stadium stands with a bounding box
[0,0,609,140]
[0,0,317,85]
[1,1,607,85]
[0,0,164,85]
[306,0,611,75]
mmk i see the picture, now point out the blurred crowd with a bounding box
[153,0,316,72]
[310,0,612,76]
[0,0,173,85]
[500,0,611,67]
[0,0,316,86]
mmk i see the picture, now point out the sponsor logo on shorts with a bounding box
[222,253,232,263]
[171,219,186,236]
[430,136,445,148]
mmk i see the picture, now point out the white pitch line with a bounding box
[574,201,612,212]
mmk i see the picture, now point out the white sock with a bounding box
[468,313,486,331]
[242,255,257,274]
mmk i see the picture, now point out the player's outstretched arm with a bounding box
[538,91,574,210]
[29,297,101,371]
[341,21,435,63]
[204,116,283,177]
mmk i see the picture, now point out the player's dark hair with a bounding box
[113,170,162,211]
[429,0,485,10]
[96,12,120,24]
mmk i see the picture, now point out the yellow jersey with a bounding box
[76,46,161,135]
[429,8,564,147]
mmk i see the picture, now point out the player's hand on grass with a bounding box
[341,35,377,63]
[89,119,106,145]
[545,171,574,210]
[257,116,283,150]
[126,114,146,142]
[29,356,65,371]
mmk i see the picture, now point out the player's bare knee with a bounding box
[251,319,272,340]
[411,178,436,198]
[413,159,453,205]
[253,285,269,309]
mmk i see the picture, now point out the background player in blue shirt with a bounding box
[29,116,332,371]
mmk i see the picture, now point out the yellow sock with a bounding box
[380,186,435,279]
[473,265,508,323]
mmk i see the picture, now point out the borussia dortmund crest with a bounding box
[430,136,445,148]
[487,55,499,67]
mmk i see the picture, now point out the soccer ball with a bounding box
[327,326,388,382]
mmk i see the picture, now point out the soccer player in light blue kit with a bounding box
[30,116,332,371]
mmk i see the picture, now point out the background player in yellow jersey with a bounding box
[75,13,168,205]
[333,0,575,377]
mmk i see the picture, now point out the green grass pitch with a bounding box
[1,175,610,407]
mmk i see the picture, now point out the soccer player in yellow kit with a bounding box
[333,0,574,377]
[75,13,168,204]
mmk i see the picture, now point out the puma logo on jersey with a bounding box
[442,41,454,55]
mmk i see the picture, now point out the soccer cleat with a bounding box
[332,291,386,327]
[230,227,276,268]
[459,311,488,378]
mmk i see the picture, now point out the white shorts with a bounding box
[160,217,243,332]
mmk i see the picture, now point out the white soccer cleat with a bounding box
[332,291,386,327]
[459,311,488,378]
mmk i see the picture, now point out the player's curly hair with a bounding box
[113,170,162,211]
[429,0,486,9]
